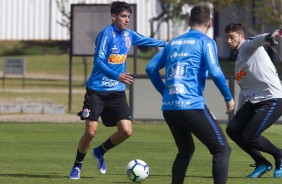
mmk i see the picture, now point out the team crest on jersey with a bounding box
[112,31,116,37]
[81,108,90,118]
[124,37,131,48]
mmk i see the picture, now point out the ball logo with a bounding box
[236,69,247,81]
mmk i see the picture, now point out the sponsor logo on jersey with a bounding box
[167,63,188,80]
[124,37,131,48]
[235,69,247,81]
[171,39,196,45]
[162,100,191,108]
[170,52,189,59]
[112,45,119,53]
[108,54,127,64]
[102,77,119,87]
[168,84,186,94]
[124,31,129,37]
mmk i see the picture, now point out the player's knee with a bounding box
[178,144,195,157]
[212,143,231,158]
[85,129,97,139]
[118,120,132,138]
[226,125,237,139]
[121,127,132,138]
[180,150,194,158]
[213,148,231,161]
[241,134,257,146]
[225,144,231,156]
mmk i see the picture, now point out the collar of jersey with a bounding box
[237,40,244,50]
[111,24,124,36]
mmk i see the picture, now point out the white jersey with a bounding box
[235,33,282,108]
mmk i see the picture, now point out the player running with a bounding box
[225,22,282,178]
[69,1,166,180]
[146,4,234,184]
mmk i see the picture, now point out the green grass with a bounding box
[0,122,282,184]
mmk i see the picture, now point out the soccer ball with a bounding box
[126,159,149,183]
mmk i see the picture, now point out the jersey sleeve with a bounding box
[146,49,166,95]
[131,31,166,47]
[203,39,233,102]
[94,31,120,80]
[244,33,268,49]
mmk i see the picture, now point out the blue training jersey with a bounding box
[146,29,232,110]
[86,24,166,91]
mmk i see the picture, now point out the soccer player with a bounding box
[69,1,166,180]
[146,4,234,184]
[225,23,282,178]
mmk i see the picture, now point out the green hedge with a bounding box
[0,41,69,56]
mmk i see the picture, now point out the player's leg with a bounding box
[163,110,195,184]
[110,119,132,145]
[93,119,132,174]
[93,91,132,174]
[188,106,231,184]
[241,99,282,178]
[226,101,270,170]
[70,120,99,179]
[70,88,104,179]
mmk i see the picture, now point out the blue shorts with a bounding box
[77,88,132,127]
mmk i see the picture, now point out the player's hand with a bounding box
[265,29,282,45]
[118,73,133,85]
[226,99,235,114]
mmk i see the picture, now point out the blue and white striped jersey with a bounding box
[86,24,166,91]
[146,29,232,110]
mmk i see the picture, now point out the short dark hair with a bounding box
[189,4,210,26]
[224,22,245,34]
[111,1,132,15]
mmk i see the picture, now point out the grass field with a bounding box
[1,122,282,184]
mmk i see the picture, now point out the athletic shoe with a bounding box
[69,164,82,180]
[274,160,282,178]
[246,163,272,178]
[93,148,106,174]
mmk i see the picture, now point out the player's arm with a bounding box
[131,31,166,47]
[94,32,120,80]
[146,49,166,95]
[245,34,269,49]
[204,40,234,113]
[245,29,282,49]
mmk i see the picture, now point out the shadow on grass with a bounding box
[0,173,91,179]
[151,174,247,179]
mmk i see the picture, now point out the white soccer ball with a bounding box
[126,159,149,183]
